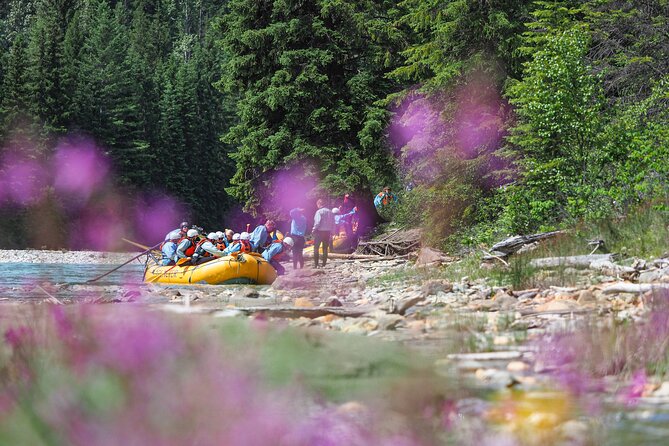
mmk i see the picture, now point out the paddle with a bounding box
[122,238,151,251]
[87,242,162,283]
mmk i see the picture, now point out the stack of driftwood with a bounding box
[356,228,422,257]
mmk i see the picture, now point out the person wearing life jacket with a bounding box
[174,228,200,262]
[221,233,240,255]
[164,221,190,242]
[262,237,294,276]
[334,206,357,239]
[215,231,227,251]
[239,232,252,253]
[191,232,227,264]
[160,231,181,266]
[223,232,251,256]
[374,187,397,208]
[249,219,276,252]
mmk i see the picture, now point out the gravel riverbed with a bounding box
[0,249,139,264]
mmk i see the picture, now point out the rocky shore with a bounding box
[6,247,669,442]
[0,249,137,264]
[5,248,669,406]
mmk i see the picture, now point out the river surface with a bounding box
[0,262,145,300]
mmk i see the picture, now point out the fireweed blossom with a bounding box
[0,306,441,445]
[536,289,669,403]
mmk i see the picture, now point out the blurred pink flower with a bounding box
[260,164,319,215]
[133,195,186,244]
[616,369,647,407]
[4,326,32,348]
[52,139,110,201]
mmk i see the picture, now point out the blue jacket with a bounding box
[223,242,241,256]
[161,242,177,265]
[174,238,193,261]
[262,242,284,262]
[335,208,356,225]
[249,225,268,251]
[289,208,307,236]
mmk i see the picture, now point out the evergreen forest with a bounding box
[1,0,668,248]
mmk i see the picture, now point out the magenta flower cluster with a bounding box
[0,306,427,446]
[535,290,669,406]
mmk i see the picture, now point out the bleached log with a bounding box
[490,231,564,255]
[447,351,522,361]
[529,254,616,269]
[601,283,669,295]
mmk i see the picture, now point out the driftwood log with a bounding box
[234,306,374,319]
[601,283,669,295]
[356,228,422,257]
[484,231,564,260]
[302,252,396,261]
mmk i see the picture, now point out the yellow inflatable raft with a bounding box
[303,234,352,255]
[144,253,277,285]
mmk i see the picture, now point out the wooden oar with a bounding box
[146,257,191,283]
[87,242,162,283]
[122,238,151,251]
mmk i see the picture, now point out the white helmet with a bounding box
[332,207,340,214]
[207,232,218,240]
[168,230,181,241]
[240,231,250,240]
[283,237,294,247]
[232,233,240,241]
[187,229,199,238]
[216,231,224,239]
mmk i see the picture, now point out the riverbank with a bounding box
[0,249,138,264]
[4,248,669,443]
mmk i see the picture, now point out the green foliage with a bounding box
[504,27,607,232]
[217,0,401,214]
[392,0,531,90]
[0,0,233,230]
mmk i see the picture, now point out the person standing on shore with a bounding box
[289,208,307,269]
[312,199,335,269]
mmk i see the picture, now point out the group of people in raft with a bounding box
[159,188,398,276]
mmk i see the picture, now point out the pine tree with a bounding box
[26,0,67,135]
[218,0,401,214]
[1,33,31,133]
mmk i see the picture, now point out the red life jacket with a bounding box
[216,242,227,251]
[239,240,252,253]
[194,239,212,257]
[178,237,197,257]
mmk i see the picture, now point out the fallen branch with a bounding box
[302,252,393,260]
[491,231,564,255]
[481,250,509,266]
[447,351,523,361]
[235,306,374,319]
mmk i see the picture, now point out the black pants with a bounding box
[291,235,305,268]
[270,259,285,275]
[313,230,331,267]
